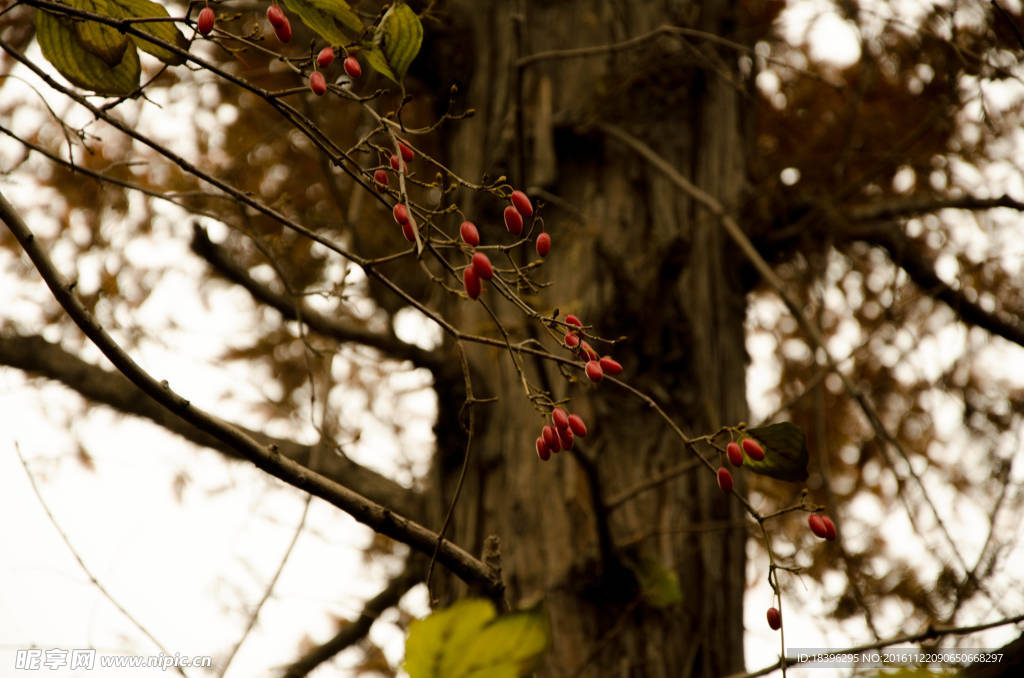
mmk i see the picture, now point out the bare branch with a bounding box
[0,333,424,521]
[847,194,1024,221]
[0,189,503,598]
[281,561,423,678]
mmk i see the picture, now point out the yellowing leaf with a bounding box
[361,1,421,84]
[69,0,129,66]
[36,8,141,96]
[743,422,809,482]
[107,0,189,65]
[404,599,548,678]
[281,0,363,46]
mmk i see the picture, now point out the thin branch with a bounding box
[281,561,423,678]
[0,333,423,520]
[14,444,188,677]
[218,496,312,678]
[847,194,1024,222]
[0,189,503,599]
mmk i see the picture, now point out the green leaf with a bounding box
[743,422,809,482]
[281,0,363,45]
[361,0,422,84]
[106,0,189,65]
[36,8,141,96]
[404,598,548,678]
[69,0,129,66]
[632,555,683,608]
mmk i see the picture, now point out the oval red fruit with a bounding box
[401,218,416,242]
[393,203,409,225]
[717,467,734,493]
[389,154,404,173]
[820,515,837,540]
[344,56,361,79]
[275,17,292,43]
[503,205,523,235]
[373,168,389,190]
[536,232,551,257]
[551,407,569,429]
[541,425,558,449]
[317,47,335,69]
[557,426,574,451]
[460,221,479,246]
[742,437,765,461]
[398,141,414,162]
[808,514,828,539]
[585,360,603,383]
[267,5,286,28]
[463,266,481,299]
[599,356,622,375]
[581,341,599,361]
[567,414,587,437]
[565,314,582,327]
[726,441,743,467]
[564,332,580,349]
[309,71,327,96]
[197,7,215,35]
[510,190,534,218]
[471,252,494,280]
[536,437,550,461]
[767,607,781,630]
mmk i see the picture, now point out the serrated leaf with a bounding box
[107,0,188,65]
[743,422,809,482]
[362,1,421,84]
[69,0,129,66]
[36,8,141,96]
[281,0,362,45]
[404,598,548,678]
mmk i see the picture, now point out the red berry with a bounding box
[808,514,828,539]
[275,17,292,43]
[197,7,215,35]
[599,356,622,375]
[767,607,781,630]
[398,141,414,162]
[316,47,335,69]
[344,56,361,79]
[726,441,743,467]
[565,314,582,328]
[717,467,734,493]
[536,232,551,257]
[557,426,574,450]
[541,425,558,449]
[267,5,286,28]
[585,360,603,383]
[820,515,837,540]
[389,154,404,173]
[510,190,534,218]
[460,221,479,246]
[503,206,523,235]
[567,414,587,437]
[373,168,389,190]
[564,332,580,349]
[393,203,409,225]
[309,71,327,96]
[401,218,416,242]
[551,407,569,429]
[742,437,765,461]
[536,437,550,461]
[471,251,494,280]
[580,341,599,361]
[463,266,481,299]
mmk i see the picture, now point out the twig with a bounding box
[13,443,188,677]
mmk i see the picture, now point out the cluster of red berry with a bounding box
[715,437,765,494]
[561,314,623,384]
[534,407,587,460]
[460,190,543,299]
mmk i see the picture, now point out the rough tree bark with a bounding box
[429,2,752,676]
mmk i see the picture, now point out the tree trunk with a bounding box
[432,2,751,676]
